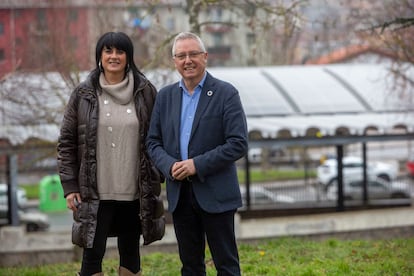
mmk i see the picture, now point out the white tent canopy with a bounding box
[1,63,413,146]
[206,64,413,140]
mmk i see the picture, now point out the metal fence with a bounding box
[239,174,414,216]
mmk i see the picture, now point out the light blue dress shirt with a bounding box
[179,73,207,160]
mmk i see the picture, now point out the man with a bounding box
[146,32,248,276]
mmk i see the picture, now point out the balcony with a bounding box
[207,45,231,60]
[205,25,232,33]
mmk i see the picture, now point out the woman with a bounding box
[57,32,165,276]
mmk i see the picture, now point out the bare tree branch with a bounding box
[377,17,414,32]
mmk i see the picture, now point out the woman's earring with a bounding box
[98,61,103,72]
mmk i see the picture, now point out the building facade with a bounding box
[0,1,386,79]
[0,0,93,79]
[0,0,287,79]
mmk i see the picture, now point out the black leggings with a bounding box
[80,200,141,276]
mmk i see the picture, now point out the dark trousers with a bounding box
[172,183,241,276]
[80,200,141,276]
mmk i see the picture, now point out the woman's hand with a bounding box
[66,192,81,211]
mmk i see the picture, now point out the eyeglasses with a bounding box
[173,51,205,61]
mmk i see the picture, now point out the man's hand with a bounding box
[172,159,196,180]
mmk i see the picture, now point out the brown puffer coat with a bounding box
[57,72,165,248]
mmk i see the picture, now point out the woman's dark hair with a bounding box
[89,31,143,90]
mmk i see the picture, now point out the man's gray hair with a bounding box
[172,32,206,56]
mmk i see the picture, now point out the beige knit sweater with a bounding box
[96,72,140,201]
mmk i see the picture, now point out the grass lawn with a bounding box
[1,237,413,275]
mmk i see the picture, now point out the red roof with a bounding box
[304,44,398,65]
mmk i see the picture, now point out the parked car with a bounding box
[317,156,398,190]
[406,155,414,177]
[326,177,411,201]
[0,205,50,232]
[0,183,27,208]
[247,147,286,164]
[248,148,263,163]
[240,186,294,206]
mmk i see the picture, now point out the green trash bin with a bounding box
[39,174,67,212]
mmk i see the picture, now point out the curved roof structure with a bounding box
[0,63,413,147]
[207,64,414,140]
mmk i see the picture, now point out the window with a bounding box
[0,49,5,61]
[344,162,362,168]
[68,10,78,21]
[369,180,385,189]
[210,8,222,21]
[349,181,362,188]
[247,33,255,46]
[166,17,175,32]
[69,36,78,49]
[37,9,47,29]
[212,33,223,45]
[0,22,4,35]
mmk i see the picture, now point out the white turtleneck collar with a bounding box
[99,71,134,105]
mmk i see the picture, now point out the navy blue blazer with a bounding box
[146,72,248,213]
